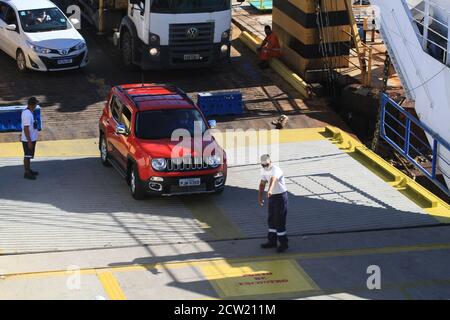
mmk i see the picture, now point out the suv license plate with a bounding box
[179,178,201,187]
[57,59,73,65]
[183,54,201,61]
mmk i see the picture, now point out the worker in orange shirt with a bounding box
[257,25,282,69]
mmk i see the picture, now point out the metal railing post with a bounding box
[404,118,411,155]
[423,0,430,51]
[446,11,450,66]
[432,139,438,178]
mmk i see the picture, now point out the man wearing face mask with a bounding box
[258,154,289,253]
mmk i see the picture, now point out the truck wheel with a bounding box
[130,166,146,200]
[121,31,133,67]
[100,135,111,167]
[16,50,27,73]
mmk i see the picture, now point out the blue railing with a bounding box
[380,93,450,195]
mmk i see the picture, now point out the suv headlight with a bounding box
[206,155,221,168]
[151,158,167,171]
[27,41,51,54]
[74,41,86,51]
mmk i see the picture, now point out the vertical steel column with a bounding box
[98,0,105,35]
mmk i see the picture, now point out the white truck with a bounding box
[77,0,232,69]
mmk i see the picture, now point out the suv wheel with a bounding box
[130,166,146,200]
[121,31,133,67]
[100,135,111,167]
[16,50,27,73]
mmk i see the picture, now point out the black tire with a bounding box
[16,50,27,73]
[100,135,111,167]
[121,31,134,67]
[130,165,146,200]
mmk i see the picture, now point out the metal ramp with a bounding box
[372,0,450,190]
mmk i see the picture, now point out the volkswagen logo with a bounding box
[186,27,199,39]
[59,49,68,56]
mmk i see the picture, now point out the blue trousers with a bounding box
[267,192,288,244]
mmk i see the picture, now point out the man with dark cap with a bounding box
[258,154,289,253]
[21,97,40,180]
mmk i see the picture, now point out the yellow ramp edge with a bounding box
[323,126,450,222]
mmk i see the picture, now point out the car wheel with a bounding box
[16,50,27,73]
[121,31,133,67]
[130,166,146,200]
[100,135,111,167]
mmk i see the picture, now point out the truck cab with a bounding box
[118,0,232,69]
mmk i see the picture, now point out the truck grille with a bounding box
[166,157,214,172]
[168,23,215,65]
[169,22,214,47]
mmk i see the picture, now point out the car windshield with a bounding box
[151,0,230,14]
[18,7,70,33]
[135,108,207,140]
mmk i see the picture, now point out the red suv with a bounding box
[99,84,227,199]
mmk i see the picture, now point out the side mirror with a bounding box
[236,0,246,4]
[208,120,217,129]
[6,24,16,31]
[116,124,128,135]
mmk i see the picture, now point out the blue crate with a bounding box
[0,106,42,132]
[197,91,243,116]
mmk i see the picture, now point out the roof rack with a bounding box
[116,84,195,109]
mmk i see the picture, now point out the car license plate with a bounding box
[57,59,73,65]
[179,178,201,187]
[183,54,201,61]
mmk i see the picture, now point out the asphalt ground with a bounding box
[0,24,348,143]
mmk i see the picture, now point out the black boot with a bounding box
[277,235,289,253]
[261,232,277,249]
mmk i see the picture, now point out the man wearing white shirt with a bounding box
[21,97,40,180]
[258,154,289,253]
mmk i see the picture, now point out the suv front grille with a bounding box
[166,157,215,172]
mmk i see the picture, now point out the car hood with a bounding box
[137,138,223,159]
[25,28,84,50]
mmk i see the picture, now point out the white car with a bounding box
[0,0,88,72]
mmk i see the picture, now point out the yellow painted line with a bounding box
[323,126,450,220]
[238,31,311,98]
[182,197,244,240]
[213,127,327,150]
[96,271,127,300]
[0,138,99,158]
[4,242,450,280]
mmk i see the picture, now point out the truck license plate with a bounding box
[179,178,201,187]
[183,54,201,61]
[57,59,73,65]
